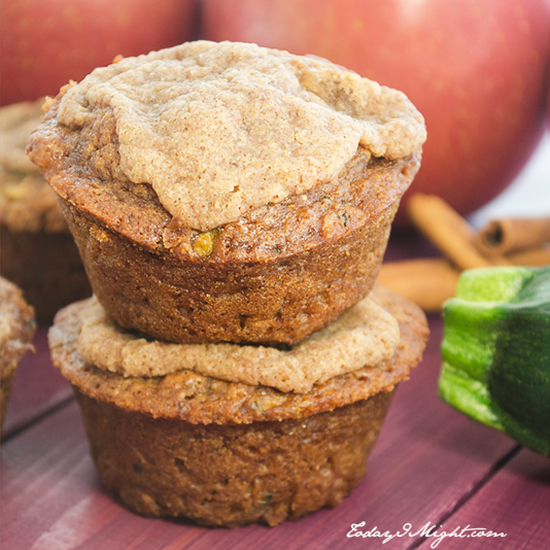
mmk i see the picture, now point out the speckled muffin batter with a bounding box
[49,285,428,526]
[28,41,426,344]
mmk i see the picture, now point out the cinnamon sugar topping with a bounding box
[54,41,426,231]
[76,295,400,394]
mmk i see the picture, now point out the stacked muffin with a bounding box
[0,99,91,322]
[28,41,429,527]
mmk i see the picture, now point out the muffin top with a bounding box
[0,100,66,232]
[74,292,400,394]
[49,285,428,424]
[28,41,426,233]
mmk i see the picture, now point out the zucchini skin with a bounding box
[439,266,550,457]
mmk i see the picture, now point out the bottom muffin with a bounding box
[49,285,428,527]
[0,276,35,436]
[75,388,393,527]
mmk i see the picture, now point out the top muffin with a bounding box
[26,42,426,345]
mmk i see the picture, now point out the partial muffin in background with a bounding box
[0,276,35,436]
[49,285,428,527]
[0,99,91,323]
[28,41,426,345]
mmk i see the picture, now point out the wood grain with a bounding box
[417,449,550,550]
[1,326,73,440]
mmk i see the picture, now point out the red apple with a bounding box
[0,0,197,106]
[203,0,550,223]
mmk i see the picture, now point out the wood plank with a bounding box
[1,326,73,439]
[414,448,550,550]
[0,316,523,550]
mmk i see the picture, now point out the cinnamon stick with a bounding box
[378,258,461,312]
[507,245,550,267]
[390,195,548,312]
[476,217,550,256]
[407,194,511,269]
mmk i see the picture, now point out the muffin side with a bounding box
[0,276,36,435]
[75,388,393,527]
[0,100,91,322]
[62,198,398,345]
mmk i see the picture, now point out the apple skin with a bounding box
[1,0,197,106]
[203,0,550,222]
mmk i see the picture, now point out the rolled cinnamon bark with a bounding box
[507,245,550,267]
[476,218,550,256]
[378,258,460,312]
[394,195,548,313]
[407,194,511,270]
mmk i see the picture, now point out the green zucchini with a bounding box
[438,265,550,456]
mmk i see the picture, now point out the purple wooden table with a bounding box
[1,235,549,550]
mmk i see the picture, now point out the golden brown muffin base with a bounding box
[0,227,92,323]
[62,198,398,345]
[0,277,35,436]
[75,388,393,527]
